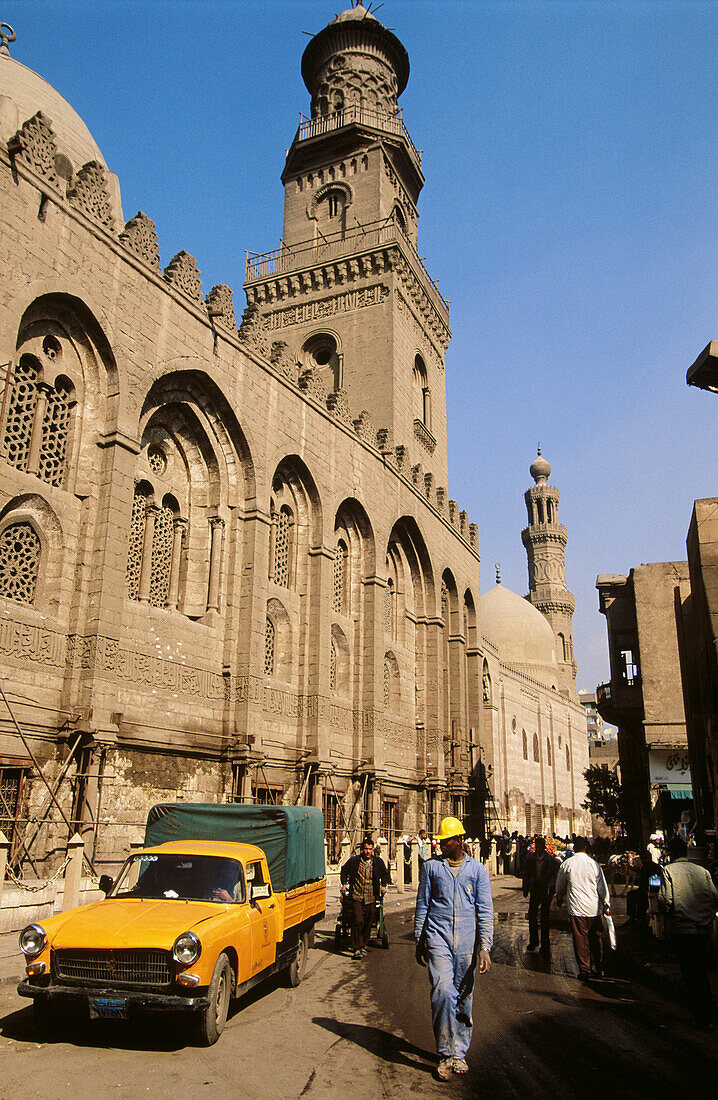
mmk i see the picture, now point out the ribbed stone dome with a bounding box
[0,48,123,222]
[0,52,105,171]
[480,583,558,686]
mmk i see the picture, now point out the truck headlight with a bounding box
[19,924,47,958]
[172,932,201,966]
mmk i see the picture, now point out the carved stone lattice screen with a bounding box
[332,542,345,613]
[38,381,72,486]
[384,581,392,634]
[329,639,337,692]
[264,616,275,676]
[383,661,390,708]
[1,359,38,471]
[274,509,290,587]
[149,504,174,607]
[147,446,166,475]
[125,487,147,599]
[0,523,41,605]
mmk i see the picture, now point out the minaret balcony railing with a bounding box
[245,216,450,320]
[295,107,422,167]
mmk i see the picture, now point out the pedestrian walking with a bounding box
[659,835,718,1027]
[340,835,390,960]
[416,828,430,874]
[414,816,494,1081]
[555,834,609,982]
[522,835,559,954]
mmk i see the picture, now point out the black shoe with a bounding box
[527,942,539,951]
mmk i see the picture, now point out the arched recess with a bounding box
[533,732,540,763]
[413,354,431,432]
[331,498,374,711]
[482,658,492,706]
[0,293,119,495]
[383,650,400,713]
[330,623,350,697]
[0,494,64,615]
[441,569,463,773]
[300,330,342,392]
[269,455,322,592]
[385,516,436,757]
[266,597,292,682]
[126,370,254,618]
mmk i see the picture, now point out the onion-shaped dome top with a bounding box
[301,3,410,99]
[480,583,558,686]
[530,445,552,485]
[0,51,105,172]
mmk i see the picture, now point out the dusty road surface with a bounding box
[1,908,717,1099]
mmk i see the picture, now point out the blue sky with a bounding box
[5,0,718,692]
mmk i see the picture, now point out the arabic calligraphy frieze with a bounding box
[0,618,66,667]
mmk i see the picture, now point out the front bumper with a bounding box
[17,979,210,1013]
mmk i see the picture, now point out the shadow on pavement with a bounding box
[313,1015,437,1073]
[0,1000,191,1051]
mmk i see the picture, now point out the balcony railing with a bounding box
[295,107,422,167]
[245,216,450,319]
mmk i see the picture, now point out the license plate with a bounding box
[89,996,128,1020]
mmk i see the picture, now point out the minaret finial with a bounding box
[537,441,542,456]
[495,562,501,586]
[0,23,16,56]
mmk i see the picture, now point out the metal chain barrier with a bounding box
[5,855,70,891]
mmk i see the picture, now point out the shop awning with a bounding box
[665,784,693,800]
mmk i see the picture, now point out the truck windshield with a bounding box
[109,854,246,903]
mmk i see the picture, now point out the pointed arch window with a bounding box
[413,355,431,432]
[0,358,74,487]
[125,485,184,609]
[125,485,148,601]
[566,744,571,771]
[522,730,528,760]
[265,616,275,677]
[148,498,178,608]
[546,739,552,767]
[272,505,293,588]
[0,522,41,606]
[533,733,540,763]
[333,539,348,614]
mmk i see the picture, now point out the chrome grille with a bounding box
[53,949,173,988]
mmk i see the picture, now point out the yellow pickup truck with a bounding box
[18,804,326,1044]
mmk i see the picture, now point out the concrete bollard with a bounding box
[63,832,85,912]
[396,843,405,893]
[490,839,499,876]
[410,838,419,887]
[0,830,9,911]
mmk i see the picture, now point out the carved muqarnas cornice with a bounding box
[532,595,576,615]
[119,211,160,269]
[164,250,203,303]
[7,111,59,188]
[205,284,236,332]
[67,160,115,231]
[521,526,568,547]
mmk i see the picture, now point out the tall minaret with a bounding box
[243,2,452,486]
[521,447,577,697]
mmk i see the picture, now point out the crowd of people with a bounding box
[340,819,718,1082]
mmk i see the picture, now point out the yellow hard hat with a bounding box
[435,816,466,842]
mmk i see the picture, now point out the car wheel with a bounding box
[288,932,308,987]
[197,953,232,1046]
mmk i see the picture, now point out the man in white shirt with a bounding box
[555,835,609,983]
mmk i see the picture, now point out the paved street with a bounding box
[0,892,717,1099]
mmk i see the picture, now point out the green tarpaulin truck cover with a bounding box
[144,804,325,893]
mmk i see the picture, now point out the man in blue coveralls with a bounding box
[414,816,494,1081]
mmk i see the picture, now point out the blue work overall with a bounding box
[414,856,494,1059]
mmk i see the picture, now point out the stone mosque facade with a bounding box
[0,6,589,873]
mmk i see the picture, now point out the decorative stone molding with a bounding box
[411,462,423,487]
[394,444,408,472]
[67,161,114,231]
[448,500,458,526]
[119,211,160,269]
[269,340,298,382]
[261,282,389,330]
[238,303,270,357]
[7,111,59,188]
[435,487,446,514]
[326,387,352,424]
[413,418,436,454]
[164,250,203,303]
[376,427,394,454]
[353,409,374,441]
[424,472,434,502]
[469,523,479,552]
[298,366,328,403]
[459,510,468,538]
[205,284,236,331]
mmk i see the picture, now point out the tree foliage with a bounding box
[582,764,623,827]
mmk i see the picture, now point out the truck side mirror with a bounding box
[98,875,114,895]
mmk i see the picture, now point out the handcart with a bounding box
[334,890,389,951]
